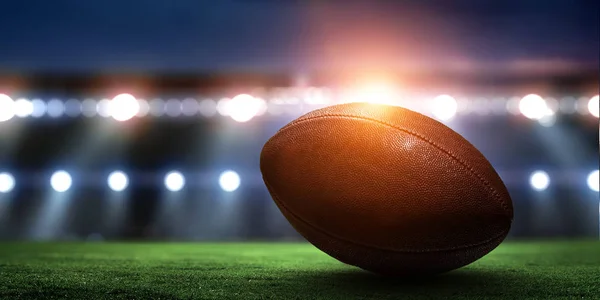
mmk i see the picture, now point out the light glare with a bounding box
[199,99,217,117]
[587,170,599,192]
[51,171,72,193]
[432,95,458,121]
[108,171,129,192]
[0,94,15,122]
[352,82,399,105]
[165,171,185,192]
[529,171,550,191]
[0,172,15,193]
[519,94,547,120]
[111,93,140,121]
[165,99,182,117]
[30,99,47,118]
[219,170,241,192]
[97,99,112,118]
[47,99,65,118]
[588,95,599,118]
[228,94,265,122]
[14,98,34,117]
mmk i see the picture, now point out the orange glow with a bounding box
[347,80,400,106]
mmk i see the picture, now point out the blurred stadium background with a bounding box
[0,0,598,243]
[0,70,598,241]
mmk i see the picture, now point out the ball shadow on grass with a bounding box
[275,267,547,299]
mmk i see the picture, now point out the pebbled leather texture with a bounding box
[260,102,513,275]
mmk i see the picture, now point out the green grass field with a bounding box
[0,241,599,299]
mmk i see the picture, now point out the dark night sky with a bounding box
[0,0,598,72]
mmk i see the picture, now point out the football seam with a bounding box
[277,113,510,213]
[264,179,510,253]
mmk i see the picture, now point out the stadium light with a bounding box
[111,93,140,121]
[64,99,82,117]
[165,99,183,117]
[50,171,72,193]
[588,95,599,118]
[30,99,47,118]
[226,94,265,122]
[97,99,112,118]
[529,171,550,191]
[108,171,129,192]
[219,170,241,192]
[216,98,231,116]
[519,94,547,120]
[181,98,199,116]
[14,98,34,118]
[0,172,15,193]
[199,99,217,117]
[149,98,166,117]
[46,99,65,118]
[587,170,599,192]
[164,171,185,192]
[431,94,458,121]
[0,94,15,122]
[81,99,98,117]
[136,99,150,117]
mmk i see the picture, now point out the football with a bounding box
[260,102,513,276]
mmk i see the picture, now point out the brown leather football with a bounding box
[260,102,513,276]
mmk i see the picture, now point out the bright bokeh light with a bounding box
[47,99,65,118]
[519,94,548,120]
[181,98,199,116]
[0,172,15,193]
[216,98,231,116]
[64,99,82,117]
[505,97,521,115]
[149,99,165,117]
[0,94,15,122]
[51,171,72,193]
[107,171,129,192]
[111,93,140,121]
[97,99,112,118]
[164,171,185,192]
[255,97,268,116]
[199,99,217,117]
[81,99,98,117]
[588,95,599,118]
[165,99,182,117]
[587,170,599,192]
[352,82,399,105]
[14,98,34,118]
[225,94,266,122]
[219,170,241,192]
[431,94,458,121]
[136,99,150,117]
[529,171,550,191]
[31,99,47,118]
